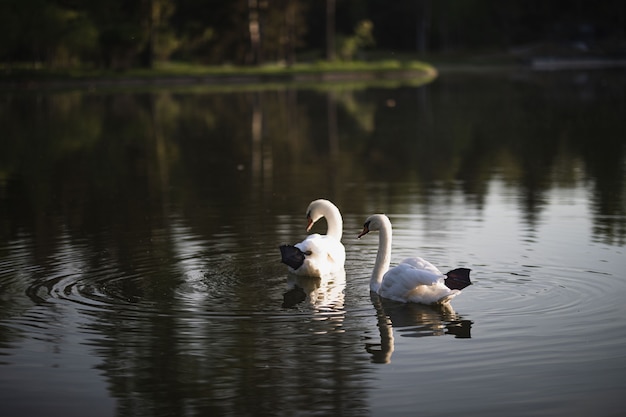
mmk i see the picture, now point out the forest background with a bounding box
[1,0,624,72]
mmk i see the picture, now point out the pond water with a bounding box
[1,69,625,417]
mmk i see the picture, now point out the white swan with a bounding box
[279,199,346,277]
[358,214,471,305]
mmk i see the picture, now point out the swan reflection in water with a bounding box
[366,294,472,364]
[282,269,346,311]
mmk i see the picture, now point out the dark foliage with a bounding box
[0,0,624,68]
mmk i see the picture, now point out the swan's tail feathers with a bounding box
[444,268,472,290]
[279,245,306,270]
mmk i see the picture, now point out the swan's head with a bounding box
[305,199,331,231]
[357,214,389,238]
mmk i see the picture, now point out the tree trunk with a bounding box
[140,0,154,68]
[416,0,431,55]
[326,0,336,61]
[248,0,262,65]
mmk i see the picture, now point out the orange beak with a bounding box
[306,217,314,232]
[357,226,370,239]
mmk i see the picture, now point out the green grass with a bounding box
[1,59,437,83]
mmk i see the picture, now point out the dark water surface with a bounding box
[1,70,625,417]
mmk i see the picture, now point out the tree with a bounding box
[140,0,178,67]
[326,0,336,61]
[338,20,375,61]
[0,0,97,67]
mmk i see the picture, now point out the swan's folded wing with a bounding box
[400,257,443,275]
[295,234,346,268]
[380,263,453,304]
[294,234,326,258]
[322,236,346,265]
[382,263,443,290]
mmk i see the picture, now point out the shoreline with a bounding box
[0,62,439,91]
[2,56,625,91]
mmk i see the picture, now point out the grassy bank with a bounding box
[1,59,438,89]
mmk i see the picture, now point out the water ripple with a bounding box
[467,262,617,319]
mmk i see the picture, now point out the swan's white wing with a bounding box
[379,261,455,305]
[293,234,345,276]
[383,262,443,287]
[295,234,345,264]
[400,257,443,275]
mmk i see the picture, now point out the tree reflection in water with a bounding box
[0,71,624,416]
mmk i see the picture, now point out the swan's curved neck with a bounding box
[323,203,343,241]
[371,218,392,292]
